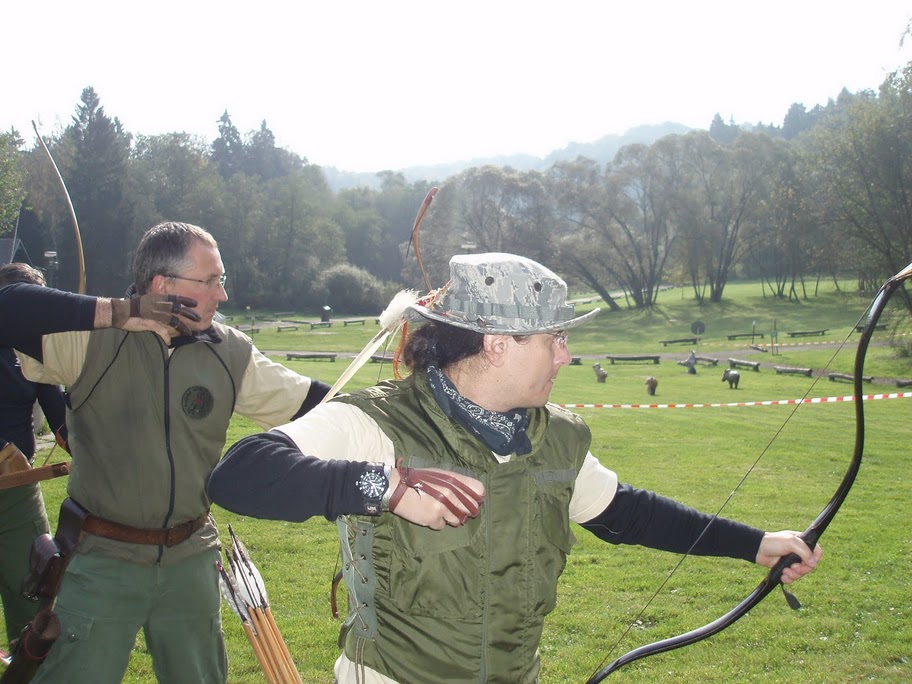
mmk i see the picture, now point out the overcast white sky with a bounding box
[6,2,911,173]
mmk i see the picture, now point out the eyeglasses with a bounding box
[164,273,227,290]
[549,332,569,349]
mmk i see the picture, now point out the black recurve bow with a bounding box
[586,261,912,682]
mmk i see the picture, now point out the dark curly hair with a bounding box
[0,262,46,288]
[401,321,484,371]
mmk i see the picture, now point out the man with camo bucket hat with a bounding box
[208,252,821,684]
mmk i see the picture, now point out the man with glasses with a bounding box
[0,221,331,683]
[208,252,821,684]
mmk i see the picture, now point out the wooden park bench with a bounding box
[308,321,332,329]
[694,355,718,365]
[726,332,764,340]
[236,325,260,334]
[827,372,873,383]
[286,352,337,361]
[343,318,366,326]
[786,329,828,338]
[773,365,813,377]
[854,323,887,332]
[728,358,761,371]
[660,337,698,347]
[570,357,582,365]
[606,355,660,365]
[277,325,298,333]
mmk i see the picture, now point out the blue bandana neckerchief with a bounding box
[426,364,532,456]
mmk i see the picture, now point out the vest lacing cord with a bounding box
[334,514,377,674]
[336,517,372,621]
[355,638,368,684]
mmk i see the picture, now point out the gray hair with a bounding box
[132,222,218,294]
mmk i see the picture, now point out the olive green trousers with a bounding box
[0,482,49,644]
[31,547,227,684]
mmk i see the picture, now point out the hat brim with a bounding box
[407,304,600,335]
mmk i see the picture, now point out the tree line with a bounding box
[2,60,911,314]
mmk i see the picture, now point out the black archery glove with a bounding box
[110,293,201,337]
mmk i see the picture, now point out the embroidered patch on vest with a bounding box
[182,386,214,419]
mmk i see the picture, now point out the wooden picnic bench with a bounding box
[343,318,366,326]
[726,332,764,340]
[774,365,813,377]
[786,329,828,338]
[285,352,337,361]
[728,358,761,371]
[660,337,698,347]
[606,355,660,365]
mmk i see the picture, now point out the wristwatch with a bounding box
[357,463,391,515]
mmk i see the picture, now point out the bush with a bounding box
[315,263,398,314]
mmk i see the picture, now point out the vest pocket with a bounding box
[534,493,575,615]
[389,516,483,619]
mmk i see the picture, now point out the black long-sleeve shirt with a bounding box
[0,282,330,418]
[0,346,68,459]
[209,430,763,562]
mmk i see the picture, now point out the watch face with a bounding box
[359,470,387,499]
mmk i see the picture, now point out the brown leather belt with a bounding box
[81,508,210,547]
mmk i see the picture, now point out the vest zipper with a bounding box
[157,349,177,563]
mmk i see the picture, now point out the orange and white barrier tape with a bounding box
[558,391,912,410]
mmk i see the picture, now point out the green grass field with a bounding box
[7,281,912,683]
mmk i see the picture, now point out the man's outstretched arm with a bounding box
[0,283,198,359]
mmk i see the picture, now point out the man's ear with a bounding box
[148,275,169,295]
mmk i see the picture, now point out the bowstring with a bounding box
[588,299,876,676]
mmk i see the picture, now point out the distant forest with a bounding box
[2,57,912,314]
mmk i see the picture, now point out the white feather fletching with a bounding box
[321,290,421,404]
[378,289,420,330]
[217,560,251,623]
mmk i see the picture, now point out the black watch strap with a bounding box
[357,463,391,515]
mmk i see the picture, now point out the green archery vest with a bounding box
[335,372,591,684]
[65,326,251,565]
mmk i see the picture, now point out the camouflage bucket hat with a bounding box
[408,253,600,334]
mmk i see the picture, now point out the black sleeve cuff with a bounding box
[580,482,764,562]
[208,430,371,521]
[0,283,97,360]
[292,379,332,420]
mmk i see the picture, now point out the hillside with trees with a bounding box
[2,56,911,315]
